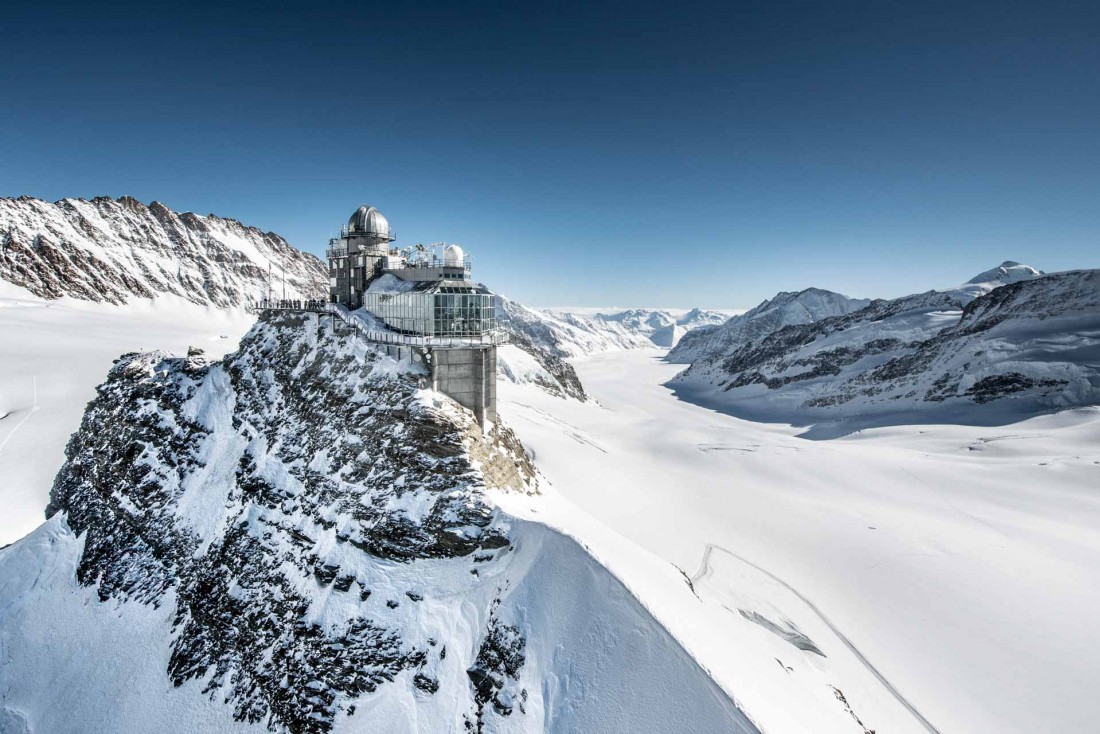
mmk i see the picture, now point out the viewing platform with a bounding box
[253,300,508,348]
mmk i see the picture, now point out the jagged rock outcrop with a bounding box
[672,268,1099,430]
[0,196,326,306]
[1,311,756,734]
[44,311,533,732]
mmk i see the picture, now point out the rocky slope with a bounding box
[0,311,756,733]
[0,196,326,306]
[672,266,1099,431]
[668,287,871,364]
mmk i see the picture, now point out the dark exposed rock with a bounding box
[46,311,537,733]
[964,372,1067,404]
[466,599,527,731]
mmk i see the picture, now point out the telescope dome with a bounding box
[348,205,392,239]
[443,244,465,267]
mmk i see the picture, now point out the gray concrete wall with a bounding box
[430,345,497,427]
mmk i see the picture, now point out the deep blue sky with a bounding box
[2,1,1097,308]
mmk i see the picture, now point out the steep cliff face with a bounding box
[0,196,326,306]
[672,269,1100,430]
[0,312,756,734]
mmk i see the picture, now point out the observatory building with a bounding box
[326,204,503,425]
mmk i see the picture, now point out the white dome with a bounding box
[347,205,392,239]
[443,245,465,267]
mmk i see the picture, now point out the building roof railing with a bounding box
[323,249,473,273]
[386,256,472,272]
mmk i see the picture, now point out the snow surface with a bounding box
[0,512,759,734]
[0,283,254,544]
[497,349,1100,734]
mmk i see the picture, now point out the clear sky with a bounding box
[2,1,1097,308]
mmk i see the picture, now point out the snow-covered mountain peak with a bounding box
[965,260,1043,286]
[670,266,1098,432]
[0,195,326,307]
[944,260,1045,303]
[668,287,870,364]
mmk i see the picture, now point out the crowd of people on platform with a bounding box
[255,298,328,311]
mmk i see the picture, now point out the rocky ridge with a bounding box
[0,196,326,306]
[672,267,1099,429]
[45,311,534,732]
[668,287,871,365]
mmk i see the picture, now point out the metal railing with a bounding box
[252,302,508,348]
[386,256,472,272]
[322,249,472,274]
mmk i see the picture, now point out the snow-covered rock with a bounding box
[0,196,326,306]
[950,260,1044,301]
[668,288,871,364]
[0,311,757,734]
[672,265,1100,432]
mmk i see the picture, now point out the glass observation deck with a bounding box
[361,285,497,338]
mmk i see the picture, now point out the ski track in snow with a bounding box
[689,542,942,734]
[0,377,38,456]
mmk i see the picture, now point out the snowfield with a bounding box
[497,349,1100,734]
[0,283,255,545]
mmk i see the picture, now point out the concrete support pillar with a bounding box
[429,345,497,429]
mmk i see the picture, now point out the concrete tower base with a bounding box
[430,346,497,428]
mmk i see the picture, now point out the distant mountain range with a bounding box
[494,298,734,400]
[669,262,1100,433]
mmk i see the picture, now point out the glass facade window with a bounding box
[361,290,497,337]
